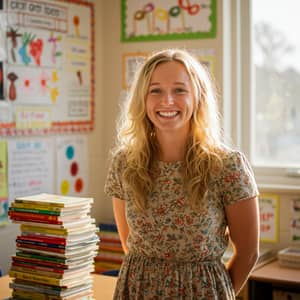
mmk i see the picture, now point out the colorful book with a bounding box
[9,203,91,215]
[14,193,93,208]
[9,280,93,297]
[9,269,93,287]
[9,211,89,223]
[20,223,97,236]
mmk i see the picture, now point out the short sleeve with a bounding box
[104,151,126,200]
[221,151,259,206]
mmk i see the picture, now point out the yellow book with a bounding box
[12,289,50,300]
[21,224,68,236]
[9,269,62,286]
[9,270,92,288]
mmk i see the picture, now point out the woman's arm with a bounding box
[112,197,129,254]
[225,196,260,295]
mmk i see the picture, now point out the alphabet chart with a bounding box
[121,0,217,42]
[0,0,95,136]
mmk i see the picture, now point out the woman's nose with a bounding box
[161,92,174,105]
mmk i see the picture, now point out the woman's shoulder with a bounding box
[108,148,127,169]
[219,145,249,165]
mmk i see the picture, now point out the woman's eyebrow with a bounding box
[149,81,187,86]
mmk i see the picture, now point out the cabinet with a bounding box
[248,260,300,300]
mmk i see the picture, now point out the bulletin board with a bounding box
[121,0,217,42]
[0,0,95,136]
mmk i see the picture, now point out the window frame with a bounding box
[223,0,300,190]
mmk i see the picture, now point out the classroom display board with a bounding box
[0,0,95,136]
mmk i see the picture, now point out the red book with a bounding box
[12,256,67,269]
[8,211,63,224]
[17,234,66,246]
[12,261,65,274]
[16,242,65,254]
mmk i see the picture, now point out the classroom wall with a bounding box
[0,0,105,275]
[0,0,298,275]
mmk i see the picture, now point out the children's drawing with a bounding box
[121,0,217,42]
[0,0,94,136]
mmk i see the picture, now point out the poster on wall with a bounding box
[290,197,300,242]
[7,138,54,204]
[122,48,216,90]
[259,194,280,243]
[0,140,9,226]
[121,0,217,42]
[56,135,88,197]
[0,0,95,136]
[122,52,148,90]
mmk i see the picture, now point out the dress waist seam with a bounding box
[127,251,222,265]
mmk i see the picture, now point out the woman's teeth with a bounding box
[158,111,178,117]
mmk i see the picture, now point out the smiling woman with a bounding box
[104,49,260,300]
[145,60,194,147]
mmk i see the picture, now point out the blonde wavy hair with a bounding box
[115,49,225,211]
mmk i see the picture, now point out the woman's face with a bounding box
[146,61,194,137]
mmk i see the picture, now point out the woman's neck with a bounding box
[155,130,189,162]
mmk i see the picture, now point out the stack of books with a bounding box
[278,247,300,269]
[94,222,124,274]
[8,193,99,300]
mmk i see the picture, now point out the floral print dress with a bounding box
[104,150,258,300]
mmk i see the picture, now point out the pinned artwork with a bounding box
[122,52,148,89]
[121,0,217,42]
[56,136,88,196]
[290,197,300,243]
[0,0,95,136]
[0,140,8,226]
[259,194,280,243]
[7,139,54,204]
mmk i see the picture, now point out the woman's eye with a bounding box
[149,88,161,94]
[175,88,186,94]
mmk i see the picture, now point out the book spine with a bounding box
[10,216,63,225]
[9,211,61,221]
[12,290,51,300]
[10,265,63,279]
[9,270,60,286]
[9,206,60,215]
[99,223,118,232]
[12,256,67,269]
[16,242,65,253]
[15,199,64,207]
[17,234,66,246]
[11,202,62,212]
[21,224,67,235]
[16,239,65,249]
[15,252,66,263]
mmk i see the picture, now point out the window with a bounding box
[226,0,300,188]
